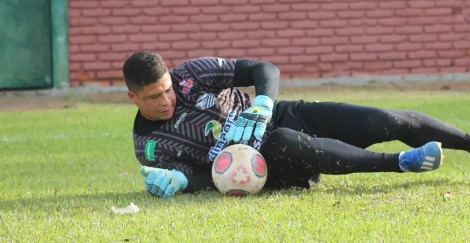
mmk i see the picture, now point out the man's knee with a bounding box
[259,128,296,160]
[261,128,318,189]
[263,128,295,146]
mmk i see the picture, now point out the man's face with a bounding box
[128,72,176,121]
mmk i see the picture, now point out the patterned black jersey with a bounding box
[132,57,270,176]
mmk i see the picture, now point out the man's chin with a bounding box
[141,111,173,121]
[159,110,174,120]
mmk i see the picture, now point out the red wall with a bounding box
[68,0,470,86]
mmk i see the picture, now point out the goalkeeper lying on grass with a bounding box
[123,51,470,198]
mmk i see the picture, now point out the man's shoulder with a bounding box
[172,57,236,71]
[133,111,166,137]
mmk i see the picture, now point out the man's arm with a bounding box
[141,166,215,197]
[225,60,280,142]
[233,59,280,100]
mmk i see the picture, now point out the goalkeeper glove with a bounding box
[140,166,188,198]
[225,95,273,143]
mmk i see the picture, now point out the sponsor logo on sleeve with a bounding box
[144,140,157,162]
[174,112,187,129]
[207,110,236,161]
[179,79,194,94]
[176,149,183,158]
[206,110,263,161]
[205,121,222,140]
[217,58,226,67]
[195,93,216,110]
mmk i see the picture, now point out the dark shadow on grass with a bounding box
[2,178,467,212]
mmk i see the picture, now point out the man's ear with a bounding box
[127,91,138,105]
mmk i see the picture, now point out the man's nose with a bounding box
[161,93,171,104]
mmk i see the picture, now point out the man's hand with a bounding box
[140,166,188,198]
[225,95,274,143]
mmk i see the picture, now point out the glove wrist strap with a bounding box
[253,95,274,110]
[171,169,189,189]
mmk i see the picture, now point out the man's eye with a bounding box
[165,89,171,93]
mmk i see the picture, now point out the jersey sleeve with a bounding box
[171,57,237,91]
[233,59,280,100]
[133,132,207,175]
[133,132,216,192]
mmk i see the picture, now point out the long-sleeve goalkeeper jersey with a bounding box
[132,57,273,186]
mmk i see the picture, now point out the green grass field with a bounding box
[1,89,469,242]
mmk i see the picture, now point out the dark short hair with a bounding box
[123,51,168,92]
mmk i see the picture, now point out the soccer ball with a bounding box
[211,144,268,197]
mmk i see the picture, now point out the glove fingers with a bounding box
[233,117,249,142]
[150,172,165,196]
[143,169,188,198]
[144,171,158,192]
[225,125,236,141]
[242,120,255,142]
[233,125,245,143]
[157,176,171,197]
[163,184,176,198]
[150,184,160,195]
[254,122,267,139]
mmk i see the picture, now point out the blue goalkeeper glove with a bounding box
[225,95,274,143]
[140,166,188,198]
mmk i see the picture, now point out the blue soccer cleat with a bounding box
[399,141,443,172]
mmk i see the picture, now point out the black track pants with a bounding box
[260,100,470,188]
[272,101,470,152]
[260,128,401,189]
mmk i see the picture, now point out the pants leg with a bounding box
[273,101,470,152]
[260,128,401,189]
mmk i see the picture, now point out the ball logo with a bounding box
[231,165,251,184]
[251,154,267,177]
[213,152,232,174]
[211,144,268,197]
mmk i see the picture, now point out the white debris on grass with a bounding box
[111,202,140,215]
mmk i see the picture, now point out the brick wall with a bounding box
[68,0,470,86]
